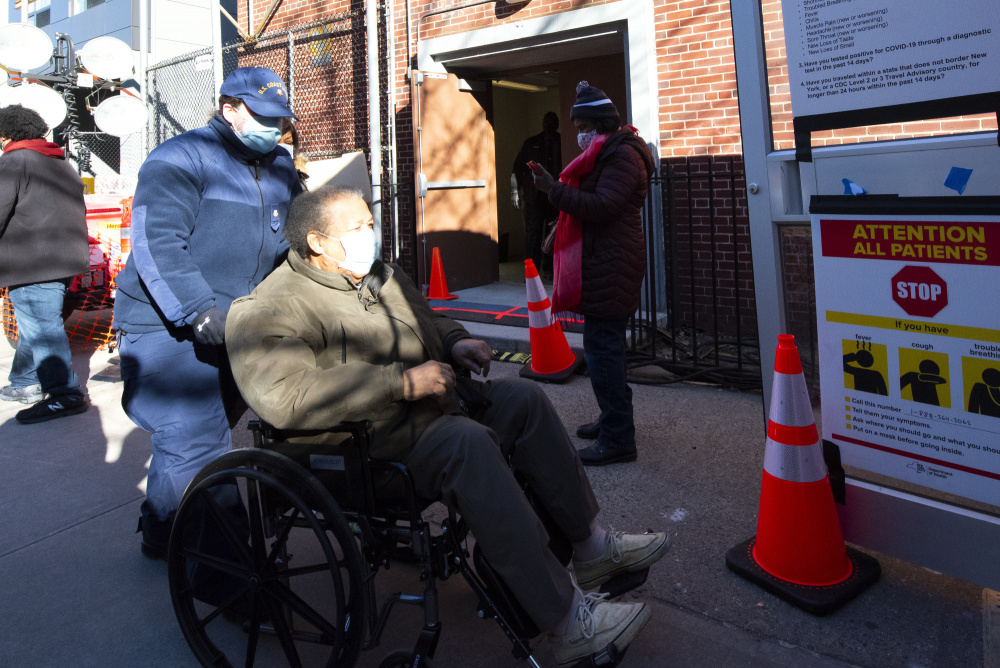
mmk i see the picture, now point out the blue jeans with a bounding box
[7,280,83,398]
[583,315,635,446]
[119,329,245,523]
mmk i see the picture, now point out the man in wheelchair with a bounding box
[225,186,672,666]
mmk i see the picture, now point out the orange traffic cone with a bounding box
[519,259,582,383]
[726,334,879,615]
[427,247,458,300]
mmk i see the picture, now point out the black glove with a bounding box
[193,307,226,345]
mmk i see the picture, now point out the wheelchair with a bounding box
[165,419,650,668]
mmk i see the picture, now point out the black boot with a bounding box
[576,421,600,440]
[579,439,637,466]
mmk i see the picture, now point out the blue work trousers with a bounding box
[119,329,246,524]
[583,315,635,446]
[7,280,83,397]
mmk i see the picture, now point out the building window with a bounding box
[31,8,50,25]
[69,0,103,15]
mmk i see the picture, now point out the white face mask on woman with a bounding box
[577,129,598,151]
[317,227,379,275]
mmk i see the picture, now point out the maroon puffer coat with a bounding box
[547,128,655,319]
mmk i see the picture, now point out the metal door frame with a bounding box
[414,0,664,308]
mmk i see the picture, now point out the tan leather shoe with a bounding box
[547,591,651,667]
[574,531,672,590]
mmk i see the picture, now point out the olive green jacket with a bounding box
[226,252,472,459]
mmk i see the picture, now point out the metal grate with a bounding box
[642,156,763,390]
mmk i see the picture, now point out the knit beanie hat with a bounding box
[570,81,620,121]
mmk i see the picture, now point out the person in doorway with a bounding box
[512,111,561,277]
[113,66,302,559]
[529,82,654,466]
[0,105,90,423]
[226,186,672,666]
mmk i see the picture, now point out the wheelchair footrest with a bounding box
[569,642,626,667]
[598,568,649,600]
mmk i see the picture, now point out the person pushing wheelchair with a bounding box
[225,186,671,666]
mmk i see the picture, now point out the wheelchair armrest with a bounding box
[248,419,372,443]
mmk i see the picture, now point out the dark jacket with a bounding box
[514,130,562,202]
[548,128,655,318]
[0,143,88,288]
[227,254,472,460]
[113,114,301,333]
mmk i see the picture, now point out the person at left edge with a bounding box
[0,105,89,423]
[112,67,302,561]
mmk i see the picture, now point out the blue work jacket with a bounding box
[113,114,301,333]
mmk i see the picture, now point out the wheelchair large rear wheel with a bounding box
[168,448,366,668]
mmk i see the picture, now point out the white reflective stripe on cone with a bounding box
[762,437,828,483]
[526,276,548,304]
[769,370,815,428]
[528,308,553,329]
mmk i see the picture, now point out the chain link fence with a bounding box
[145,7,390,163]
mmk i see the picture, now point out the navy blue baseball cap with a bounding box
[219,67,297,118]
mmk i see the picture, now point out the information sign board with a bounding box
[812,197,1000,507]
[780,0,1000,159]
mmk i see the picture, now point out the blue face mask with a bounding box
[233,110,282,154]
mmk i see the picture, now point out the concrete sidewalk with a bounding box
[0,329,987,667]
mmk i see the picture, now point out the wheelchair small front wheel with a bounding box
[378,649,436,668]
[168,448,367,668]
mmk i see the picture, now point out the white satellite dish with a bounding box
[79,36,135,81]
[93,94,148,136]
[0,23,54,72]
[3,84,68,129]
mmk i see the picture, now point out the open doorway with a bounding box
[487,54,629,288]
[492,73,560,284]
[414,26,630,294]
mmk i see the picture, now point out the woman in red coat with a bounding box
[531,82,655,465]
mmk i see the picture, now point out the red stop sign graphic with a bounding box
[892,266,948,317]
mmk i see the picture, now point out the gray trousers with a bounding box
[400,377,600,630]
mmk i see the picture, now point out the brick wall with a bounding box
[662,155,757,339]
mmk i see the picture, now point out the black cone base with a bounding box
[519,352,583,383]
[725,536,880,616]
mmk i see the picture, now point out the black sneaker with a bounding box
[15,394,89,424]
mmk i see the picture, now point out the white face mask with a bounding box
[577,129,598,151]
[318,227,379,275]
